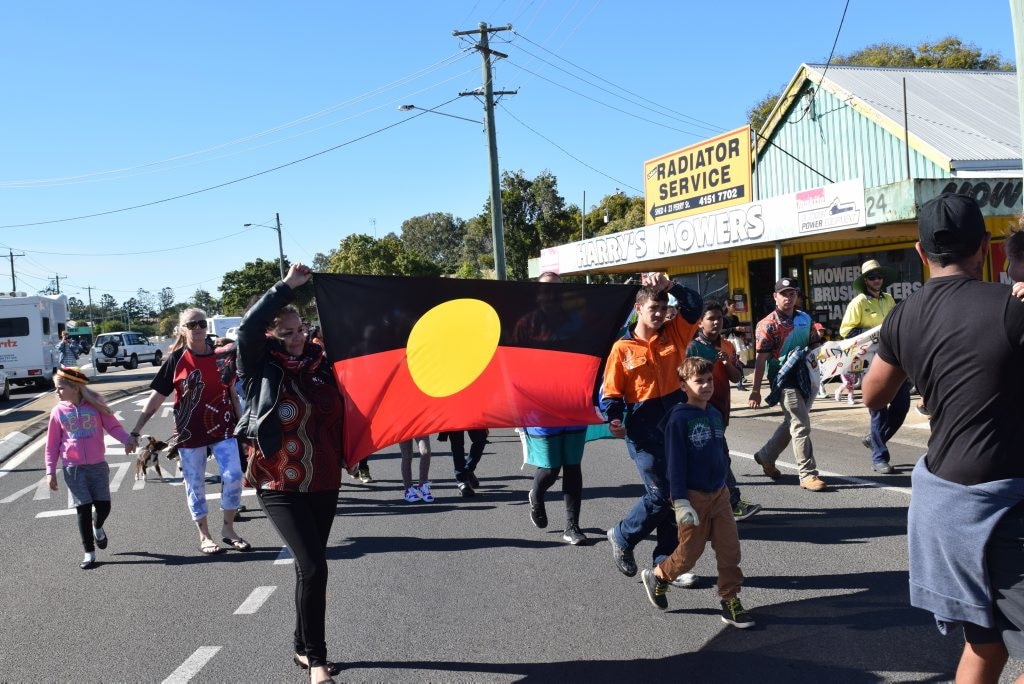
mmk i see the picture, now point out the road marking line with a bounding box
[108,461,131,492]
[730,450,912,496]
[0,434,47,480]
[161,646,221,684]
[274,546,293,565]
[37,508,76,518]
[1,478,44,504]
[234,586,277,614]
[207,489,256,501]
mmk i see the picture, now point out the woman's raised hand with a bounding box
[284,262,313,290]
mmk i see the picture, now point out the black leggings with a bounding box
[258,489,339,668]
[75,501,111,552]
[531,464,582,525]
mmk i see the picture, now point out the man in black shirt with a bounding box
[864,193,1024,682]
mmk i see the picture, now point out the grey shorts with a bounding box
[961,506,1024,658]
[62,462,111,507]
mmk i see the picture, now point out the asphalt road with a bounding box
[1,383,1022,683]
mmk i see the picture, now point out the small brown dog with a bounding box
[134,436,170,481]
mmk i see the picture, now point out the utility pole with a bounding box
[52,274,67,294]
[274,213,286,280]
[1011,1,1024,170]
[7,249,24,292]
[454,22,516,280]
[85,286,95,328]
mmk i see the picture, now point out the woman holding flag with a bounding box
[236,262,344,684]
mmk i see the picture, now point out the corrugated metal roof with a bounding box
[805,64,1020,169]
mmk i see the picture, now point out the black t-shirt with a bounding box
[878,275,1024,485]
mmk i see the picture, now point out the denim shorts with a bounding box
[62,462,111,507]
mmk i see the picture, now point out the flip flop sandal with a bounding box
[222,537,251,551]
[200,539,222,555]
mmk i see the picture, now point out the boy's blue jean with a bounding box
[610,437,678,566]
[869,381,911,465]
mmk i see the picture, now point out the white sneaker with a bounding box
[403,486,422,503]
[669,572,697,588]
[418,482,434,502]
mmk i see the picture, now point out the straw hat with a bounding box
[852,259,897,296]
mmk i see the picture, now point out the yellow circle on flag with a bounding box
[406,299,501,398]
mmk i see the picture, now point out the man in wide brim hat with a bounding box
[851,259,897,296]
[840,258,904,475]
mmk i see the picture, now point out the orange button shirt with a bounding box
[602,315,700,407]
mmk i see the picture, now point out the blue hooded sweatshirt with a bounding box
[658,401,727,500]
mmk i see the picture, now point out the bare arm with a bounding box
[861,355,908,410]
[131,389,169,435]
[747,352,770,407]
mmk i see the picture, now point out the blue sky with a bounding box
[0,0,1017,307]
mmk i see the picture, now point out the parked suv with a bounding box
[92,332,162,373]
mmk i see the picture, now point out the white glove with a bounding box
[672,499,699,526]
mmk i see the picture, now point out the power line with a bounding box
[511,29,721,132]
[498,102,641,192]
[503,58,713,138]
[0,105,450,230]
[509,43,722,134]
[0,50,475,188]
[8,228,254,257]
[808,0,850,113]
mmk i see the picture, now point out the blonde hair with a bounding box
[55,376,112,416]
[171,307,207,352]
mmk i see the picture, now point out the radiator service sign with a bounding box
[643,126,752,225]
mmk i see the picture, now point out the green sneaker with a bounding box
[720,597,755,628]
[732,500,762,521]
[641,569,669,610]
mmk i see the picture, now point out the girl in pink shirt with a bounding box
[45,367,137,569]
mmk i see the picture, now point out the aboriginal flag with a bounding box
[314,273,637,465]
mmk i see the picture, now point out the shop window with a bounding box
[805,248,923,336]
[672,269,729,305]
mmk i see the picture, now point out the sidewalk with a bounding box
[728,378,931,447]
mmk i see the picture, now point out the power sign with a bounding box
[644,126,752,225]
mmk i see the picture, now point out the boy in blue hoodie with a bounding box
[640,356,754,628]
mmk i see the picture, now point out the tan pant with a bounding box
[657,487,743,599]
[757,387,818,480]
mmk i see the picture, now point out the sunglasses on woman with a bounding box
[184,319,208,330]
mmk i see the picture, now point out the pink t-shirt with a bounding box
[45,401,132,475]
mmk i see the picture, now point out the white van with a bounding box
[0,292,68,388]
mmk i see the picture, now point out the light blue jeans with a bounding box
[179,437,243,521]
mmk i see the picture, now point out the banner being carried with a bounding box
[313,274,637,465]
[815,325,881,381]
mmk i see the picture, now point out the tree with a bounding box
[473,170,576,280]
[66,296,87,322]
[586,190,646,236]
[136,288,156,318]
[747,36,1013,132]
[461,214,494,276]
[122,298,146,327]
[220,258,289,315]
[400,212,466,275]
[157,287,175,314]
[312,251,332,273]
[190,289,218,313]
[97,294,118,326]
[325,233,441,277]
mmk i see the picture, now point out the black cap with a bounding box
[774,277,800,293]
[918,193,986,257]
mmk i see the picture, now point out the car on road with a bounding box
[92,332,163,373]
